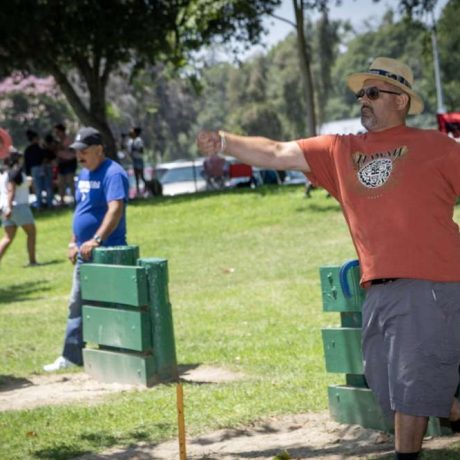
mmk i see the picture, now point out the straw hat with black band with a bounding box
[346,57,424,115]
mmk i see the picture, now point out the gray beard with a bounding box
[361,108,376,131]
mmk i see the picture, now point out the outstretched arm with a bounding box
[197,130,310,173]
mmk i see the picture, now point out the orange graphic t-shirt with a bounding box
[297,124,460,284]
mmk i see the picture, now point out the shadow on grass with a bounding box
[32,206,73,222]
[0,279,52,304]
[0,374,32,392]
[296,202,341,213]
[33,446,92,460]
[31,258,62,267]
[32,427,168,460]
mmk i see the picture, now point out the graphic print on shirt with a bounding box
[352,146,408,189]
[78,180,101,201]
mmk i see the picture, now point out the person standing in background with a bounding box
[54,123,77,206]
[24,130,54,209]
[127,127,147,197]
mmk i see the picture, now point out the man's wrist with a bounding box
[92,234,103,246]
[68,242,77,249]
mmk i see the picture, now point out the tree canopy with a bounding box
[0,0,281,156]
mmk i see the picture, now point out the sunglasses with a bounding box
[355,86,401,100]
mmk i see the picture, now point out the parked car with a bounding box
[283,170,309,186]
[155,159,206,196]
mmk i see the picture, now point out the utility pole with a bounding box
[431,10,446,114]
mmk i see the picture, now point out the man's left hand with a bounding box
[79,239,100,261]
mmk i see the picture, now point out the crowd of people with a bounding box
[20,124,152,212]
[0,124,147,267]
[23,123,77,209]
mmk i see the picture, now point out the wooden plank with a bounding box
[80,264,148,306]
[83,348,157,387]
[322,328,363,374]
[82,305,152,352]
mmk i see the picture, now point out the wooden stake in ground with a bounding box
[176,382,187,460]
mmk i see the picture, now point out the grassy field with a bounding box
[1,185,460,459]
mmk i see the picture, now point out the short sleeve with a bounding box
[104,172,129,203]
[296,135,340,198]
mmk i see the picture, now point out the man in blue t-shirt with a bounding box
[44,127,129,371]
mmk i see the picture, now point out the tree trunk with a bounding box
[293,0,317,137]
[48,63,117,159]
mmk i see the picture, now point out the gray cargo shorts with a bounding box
[362,279,460,419]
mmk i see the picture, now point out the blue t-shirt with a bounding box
[73,159,129,246]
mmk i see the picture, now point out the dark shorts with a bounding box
[362,279,460,419]
[58,160,77,175]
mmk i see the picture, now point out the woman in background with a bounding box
[0,150,38,266]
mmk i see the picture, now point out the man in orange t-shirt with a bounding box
[197,57,460,459]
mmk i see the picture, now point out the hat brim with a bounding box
[69,141,89,150]
[347,72,424,115]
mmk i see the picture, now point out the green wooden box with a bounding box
[322,328,363,374]
[82,305,152,352]
[83,348,157,386]
[320,262,365,312]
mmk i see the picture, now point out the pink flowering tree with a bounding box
[0,73,76,147]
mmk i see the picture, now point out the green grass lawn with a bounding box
[1,186,460,459]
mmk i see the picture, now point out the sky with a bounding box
[251,0,449,54]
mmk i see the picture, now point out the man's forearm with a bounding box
[221,132,285,169]
[197,130,309,172]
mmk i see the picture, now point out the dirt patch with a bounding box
[0,373,137,411]
[77,411,395,460]
[77,412,460,460]
[180,365,245,384]
[0,365,244,412]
